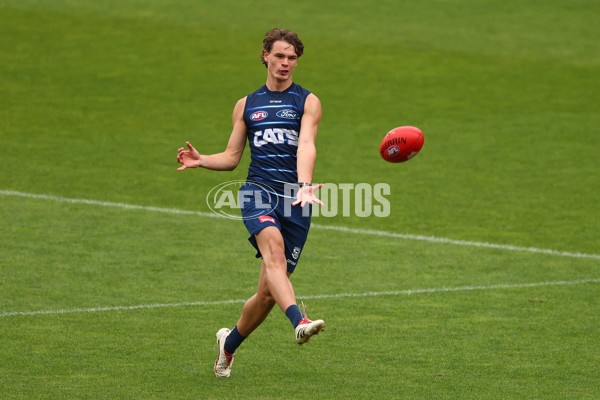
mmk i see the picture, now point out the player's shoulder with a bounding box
[234,96,247,112]
[306,92,320,104]
[232,96,248,122]
[236,96,247,108]
[290,82,312,97]
[304,92,321,112]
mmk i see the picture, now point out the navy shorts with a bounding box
[239,182,311,273]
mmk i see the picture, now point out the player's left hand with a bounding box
[292,183,324,207]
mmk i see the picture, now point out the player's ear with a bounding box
[262,50,269,64]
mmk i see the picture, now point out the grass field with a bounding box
[1,0,599,399]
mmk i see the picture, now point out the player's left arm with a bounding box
[294,93,324,207]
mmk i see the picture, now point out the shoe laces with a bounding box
[297,302,312,326]
[223,350,234,365]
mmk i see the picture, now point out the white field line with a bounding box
[0,189,219,219]
[2,189,600,260]
[310,224,600,260]
[2,278,599,318]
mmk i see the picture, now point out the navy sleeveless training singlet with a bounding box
[243,82,311,196]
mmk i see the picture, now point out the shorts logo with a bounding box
[259,215,276,224]
[387,145,400,157]
[251,111,268,121]
[276,109,299,119]
[291,246,301,260]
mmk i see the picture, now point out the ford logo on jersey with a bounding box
[251,111,268,121]
[276,109,299,119]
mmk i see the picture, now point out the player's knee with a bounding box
[256,286,276,308]
[264,248,287,271]
[261,293,276,309]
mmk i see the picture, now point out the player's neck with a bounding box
[265,77,293,93]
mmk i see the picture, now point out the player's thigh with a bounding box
[255,226,286,264]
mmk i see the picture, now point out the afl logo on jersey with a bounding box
[276,109,299,119]
[251,111,268,121]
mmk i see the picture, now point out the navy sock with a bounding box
[224,325,247,354]
[285,304,303,328]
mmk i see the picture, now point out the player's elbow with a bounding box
[222,150,243,171]
[225,156,241,171]
[225,162,238,171]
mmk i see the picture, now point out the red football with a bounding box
[379,126,424,163]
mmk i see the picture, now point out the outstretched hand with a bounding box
[177,141,201,171]
[292,184,324,207]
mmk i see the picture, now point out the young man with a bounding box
[176,28,325,378]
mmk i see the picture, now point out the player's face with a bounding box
[264,40,298,82]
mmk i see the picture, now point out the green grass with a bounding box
[1,0,599,398]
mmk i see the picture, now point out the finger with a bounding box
[313,183,323,190]
[178,147,184,152]
[292,198,300,206]
[315,198,324,206]
[177,165,187,171]
[186,141,196,152]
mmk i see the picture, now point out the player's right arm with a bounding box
[177,97,247,171]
